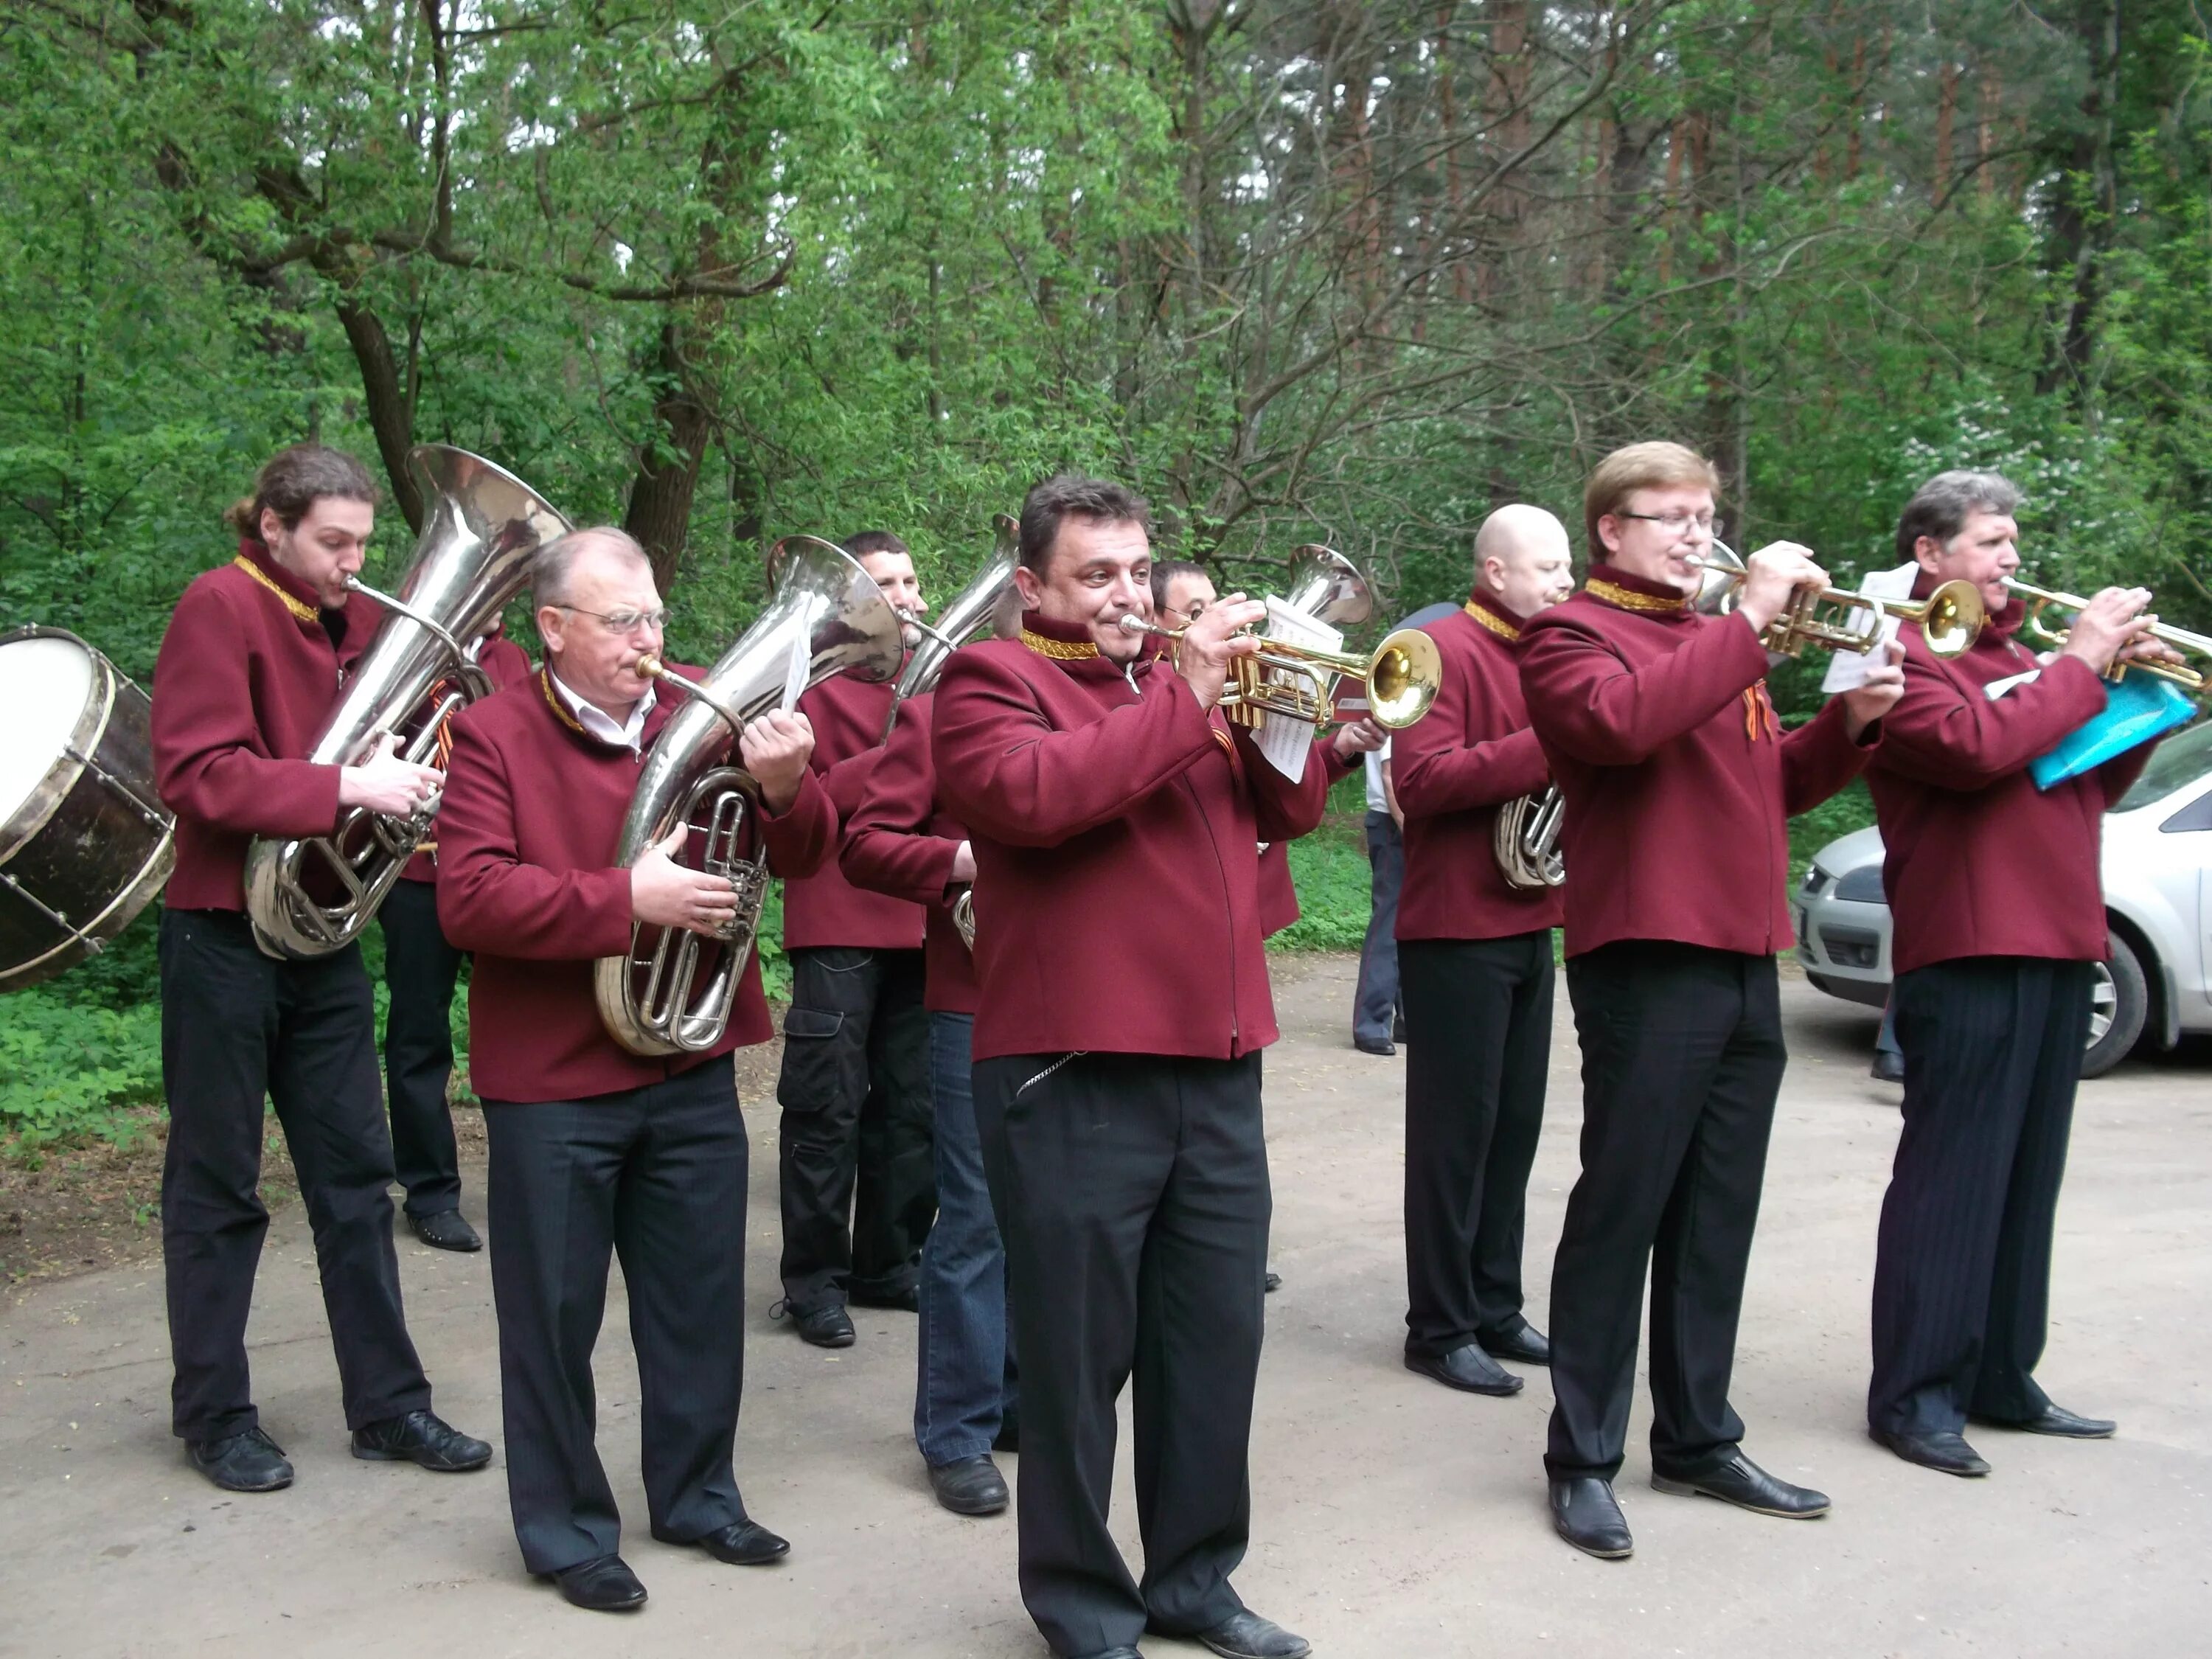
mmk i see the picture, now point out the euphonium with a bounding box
[1493,785,1565,891]
[592,537,903,1057]
[1279,543,1374,629]
[243,446,572,959]
[880,514,1020,741]
[1692,540,1985,660]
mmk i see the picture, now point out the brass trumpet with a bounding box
[1115,613,1441,731]
[2005,578,2209,691]
[1693,541,1985,661]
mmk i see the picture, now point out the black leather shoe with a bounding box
[1405,1341,1522,1396]
[928,1453,1010,1516]
[350,1409,493,1472]
[1653,1452,1829,1517]
[1549,1476,1632,1559]
[1972,1402,2116,1439]
[1263,1270,1282,1294]
[1871,1050,1905,1083]
[187,1426,293,1492]
[850,1284,919,1312]
[672,1519,790,1565]
[790,1304,856,1347]
[1871,1426,1991,1476]
[406,1208,482,1252]
[1194,1610,1312,1659]
[1354,1037,1397,1057]
[1479,1320,1551,1367]
[548,1554,647,1612]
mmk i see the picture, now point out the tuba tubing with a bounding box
[880,515,1020,742]
[592,537,904,1057]
[1493,785,1565,891]
[242,445,572,959]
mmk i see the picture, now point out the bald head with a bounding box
[1473,504,1574,622]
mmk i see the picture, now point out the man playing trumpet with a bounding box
[1392,504,1573,1400]
[437,526,825,1611]
[1865,471,2175,1477]
[1520,442,1902,1560]
[933,476,1326,1659]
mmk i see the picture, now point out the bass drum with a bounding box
[0,627,174,991]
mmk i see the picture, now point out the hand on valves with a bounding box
[2057,587,2167,677]
[338,731,445,817]
[1732,542,1829,637]
[632,823,741,937]
[1172,593,1265,712]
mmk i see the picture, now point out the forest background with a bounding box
[4,0,2209,1146]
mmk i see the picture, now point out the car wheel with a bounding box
[2081,932,2147,1079]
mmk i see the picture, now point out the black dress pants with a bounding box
[157,909,432,1442]
[973,1049,1270,1659]
[378,876,465,1217]
[1545,942,1787,1482]
[483,1057,756,1575]
[1399,931,1553,1357]
[776,945,934,1311]
[1868,956,2093,1437]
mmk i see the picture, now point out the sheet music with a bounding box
[1251,598,1340,782]
[780,626,811,714]
[1820,563,1917,693]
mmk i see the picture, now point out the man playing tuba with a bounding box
[435,526,823,1613]
[1391,504,1573,1402]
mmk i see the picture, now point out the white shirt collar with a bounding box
[549,669,655,754]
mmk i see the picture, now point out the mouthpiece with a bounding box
[633,653,667,678]
[1118,613,1151,634]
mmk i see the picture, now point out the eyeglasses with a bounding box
[558,605,670,635]
[1618,510,1718,535]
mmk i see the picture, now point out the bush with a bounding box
[0,990,163,1147]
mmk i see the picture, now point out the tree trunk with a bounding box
[2034,0,2121,405]
[623,321,715,593]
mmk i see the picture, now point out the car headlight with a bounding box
[1834,864,1888,903]
[1798,866,1825,898]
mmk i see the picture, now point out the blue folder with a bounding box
[2029,673,2197,790]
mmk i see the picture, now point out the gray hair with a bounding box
[532,525,651,608]
[1895,470,2022,563]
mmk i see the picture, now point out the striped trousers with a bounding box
[1868,956,2093,1437]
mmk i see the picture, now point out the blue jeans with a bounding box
[915,1011,1018,1466]
[1354,811,1405,1045]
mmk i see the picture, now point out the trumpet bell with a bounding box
[1366,628,1441,730]
[1918,580,1985,658]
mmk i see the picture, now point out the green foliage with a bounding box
[1273,827,1374,953]
[0,992,164,1148]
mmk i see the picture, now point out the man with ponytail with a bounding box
[150,444,493,1495]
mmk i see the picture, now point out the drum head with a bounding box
[0,632,98,828]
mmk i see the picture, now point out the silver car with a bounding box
[1796,719,2212,1077]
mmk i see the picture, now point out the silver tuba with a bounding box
[1493,786,1565,891]
[1279,543,1374,629]
[593,536,904,1057]
[880,515,1020,741]
[243,446,572,959]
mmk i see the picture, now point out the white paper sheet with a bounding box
[1820,563,1919,693]
[780,626,811,713]
[1249,598,1341,782]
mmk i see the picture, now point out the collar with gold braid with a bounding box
[1020,627,1099,661]
[540,667,587,734]
[232,553,319,625]
[1464,599,1520,642]
[1584,577,1688,616]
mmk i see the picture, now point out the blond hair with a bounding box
[1582,442,1721,555]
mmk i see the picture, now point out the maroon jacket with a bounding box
[1519,563,1872,959]
[841,692,980,1014]
[933,614,1329,1060]
[1255,740,1359,939]
[437,665,835,1103]
[1871,580,2150,974]
[1394,593,1565,941]
[153,540,385,911]
[781,667,925,952]
[404,622,532,884]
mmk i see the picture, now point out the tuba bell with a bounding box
[1279,543,1374,630]
[593,536,904,1057]
[243,446,572,959]
[880,515,1020,741]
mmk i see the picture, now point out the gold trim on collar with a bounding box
[1021,628,1099,661]
[540,668,586,734]
[1585,578,1687,616]
[1464,601,1520,642]
[232,554,319,625]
